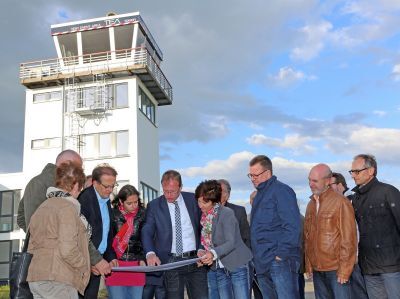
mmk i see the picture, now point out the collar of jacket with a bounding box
[351,177,378,195]
[42,163,56,175]
[309,186,333,202]
[256,175,277,191]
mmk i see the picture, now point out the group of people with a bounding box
[16,150,400,299]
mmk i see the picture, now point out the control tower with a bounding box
[18,12,172,203]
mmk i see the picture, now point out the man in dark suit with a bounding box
[218,179,250,247]
[79,164,118,299]
[141,170,208,299]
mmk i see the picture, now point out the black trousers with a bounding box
[78,274,100,299]
[164,256,208,299]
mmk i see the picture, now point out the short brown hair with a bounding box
[56,161,86,192]
[332,172,348,192]
[161,170,182,187]
[249,155,273,174]
[92,164,118,182]
[195,180,222,204]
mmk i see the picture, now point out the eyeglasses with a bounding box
[163,190,180,196]
[348,168,369,175]
[99,182,118,190]
[247,169,268,179]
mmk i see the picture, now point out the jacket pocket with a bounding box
[319,211,337,231]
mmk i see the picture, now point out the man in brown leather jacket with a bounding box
[304,164,357,299]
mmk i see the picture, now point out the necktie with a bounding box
[174,201,183,254]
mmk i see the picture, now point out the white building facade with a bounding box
[0,11,172,282]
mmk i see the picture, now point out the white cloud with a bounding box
[391,64,400,81]
[179,151,321,198]
[247,133,316,154]
[180,151,254,180]
[372,110,387,117]
[290,21,332,61]
[329,1,400,49]
[325,126,400,164]
[269,66,317,86]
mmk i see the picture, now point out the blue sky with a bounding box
[1,0,400,213]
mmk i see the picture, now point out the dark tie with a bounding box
[174,201,183,254]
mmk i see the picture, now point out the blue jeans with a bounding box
[257,259,300,299]
[106,285,143,299]
[313,270,351,299]
[364,271,400,299]
[207,265,250,299]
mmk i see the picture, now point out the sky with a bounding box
[1,0,400,213]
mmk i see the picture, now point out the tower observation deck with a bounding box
[19,12,172,105]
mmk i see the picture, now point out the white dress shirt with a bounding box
[167,194,196,254]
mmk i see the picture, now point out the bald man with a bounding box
[17,149,83,231]
[304,164,357,299]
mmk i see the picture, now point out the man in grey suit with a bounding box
[218,179,250,247]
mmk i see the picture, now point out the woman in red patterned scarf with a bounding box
[106,185,146,298]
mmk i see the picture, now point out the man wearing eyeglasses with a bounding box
[141,170,208,299]
[350,154,400,298]
[249,155,301,299]
[79,164,119,299]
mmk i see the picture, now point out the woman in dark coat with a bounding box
[106,185,146,299]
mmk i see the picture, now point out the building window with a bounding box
[138,87,156,124]
[0,190,21,232]
[116,131,129,156]
[114,83,129,108]
[81,130,129,159]
[140,182,158,206]
[0,240,20,281]
[33,91,62,103]
[31,137,61,150]
[66,83,127,112]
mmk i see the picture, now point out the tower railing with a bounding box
[19,46,173,101]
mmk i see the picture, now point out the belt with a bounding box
[171,250,197,258]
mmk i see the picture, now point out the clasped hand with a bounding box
[197,249,213,266]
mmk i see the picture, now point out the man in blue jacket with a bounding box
[249,155,301,299]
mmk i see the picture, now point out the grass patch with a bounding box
[0,285,9,299]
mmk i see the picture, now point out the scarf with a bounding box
[46,186,92,238]
[200,203,220,250]
[112,205,139,259]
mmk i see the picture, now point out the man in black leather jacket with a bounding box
[350,154,400,298]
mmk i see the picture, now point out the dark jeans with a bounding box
[364,271,400,299]
[250,262,263,299]
[142,284,166,299]
[164,256,208,299]
[79,274,100,299]
[257,259,300,299]
[298,273,305,299]
[313,270,351,299]
[350,264,368,299]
